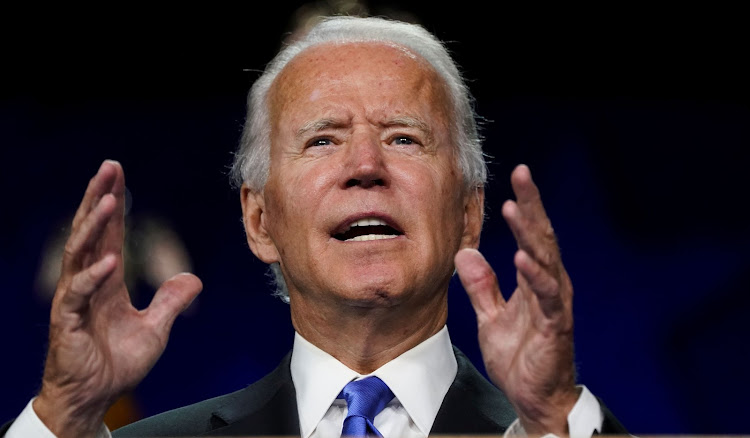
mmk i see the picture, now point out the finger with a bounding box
[60,254,118,313]
[63,193,117,269]
[502,199,559,268]
[455,248,505,319]
[144,273,203,337]
[507,165,557,256]
[510,164,548,224]
[71,160,121,230]
[514,250,564,319]
[99,161,127,254]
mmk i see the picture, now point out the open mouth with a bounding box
[332,218,404,242]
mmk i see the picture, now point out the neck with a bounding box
[289,289,448,374]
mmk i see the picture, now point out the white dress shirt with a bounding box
[292,326,457,438]
[5,399,111,438]
[7,325,603,438]
[291,325,604,438]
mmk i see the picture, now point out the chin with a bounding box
[332,273,407,307]
[341,290,399,308]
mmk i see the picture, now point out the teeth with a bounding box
[348,218,388,230]
[344,218,388,232]
[337,217,400,241]
[346,234,399,242]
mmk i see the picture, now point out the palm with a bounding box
[51,283,165,400]
[480,274,574,408]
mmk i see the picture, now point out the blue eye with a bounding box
[393,136,415,145]
[310,138,332,147]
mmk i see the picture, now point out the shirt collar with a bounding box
[290,325,458,438]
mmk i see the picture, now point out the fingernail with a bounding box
[97,159,120,175]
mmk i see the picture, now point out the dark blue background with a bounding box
[2,3,748,434]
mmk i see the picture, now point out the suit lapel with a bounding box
[431,347,517,435]
[198,347,515,436]
[203,352,300,436]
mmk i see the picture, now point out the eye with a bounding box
[391,136,416,146]
[308,137,333,147]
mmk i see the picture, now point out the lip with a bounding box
[330,211,405,238]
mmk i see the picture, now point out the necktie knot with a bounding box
[339,376,394,437]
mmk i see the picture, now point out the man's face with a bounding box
[243,42,482,310]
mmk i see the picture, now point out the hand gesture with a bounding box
[455,164,577,436]
[33,161,203,437]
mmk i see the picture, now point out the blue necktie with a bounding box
[339,376,394,437]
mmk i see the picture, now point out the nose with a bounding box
[340,131,389,189]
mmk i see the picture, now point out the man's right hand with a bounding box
[33,160,203,438]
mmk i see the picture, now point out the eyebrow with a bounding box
[383,116,434,142]
[295,118,348,140]
[382,116,432,133]
[294,115,435,140]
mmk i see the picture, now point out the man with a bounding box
[4,16,626,437]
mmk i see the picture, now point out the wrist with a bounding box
[515,387,580,437]
[34,384,112,438]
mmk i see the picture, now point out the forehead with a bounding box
[268,42,452,124]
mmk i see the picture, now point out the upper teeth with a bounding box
[341,217,399,242]
[346,218,388,230]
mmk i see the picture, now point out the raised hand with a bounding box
[455,164,578,436]
[33,161,203,437]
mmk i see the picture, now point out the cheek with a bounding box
[399,162,465,236]
[289,162,340,219]
[267,162,337,237]
[433,166,467,242]
[262,189,288,256]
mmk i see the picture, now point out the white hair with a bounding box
[230,16,488,302]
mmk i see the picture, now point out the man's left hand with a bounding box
[455,164,578,436]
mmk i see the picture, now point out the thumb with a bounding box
[455,248,505,318]
[145,273,203,337]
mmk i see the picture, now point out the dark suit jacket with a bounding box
[113,347,627,437]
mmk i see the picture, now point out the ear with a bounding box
[240,183,280,264]
[460,185,485,249]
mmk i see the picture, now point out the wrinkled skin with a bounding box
[455,165,578,435]
[34,42,577,437]
[34,161,202,437]
[242,42,579,434]
[241,43,483,372]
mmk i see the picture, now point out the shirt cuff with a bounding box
[503,385,603,438]
[5,398,112,438]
